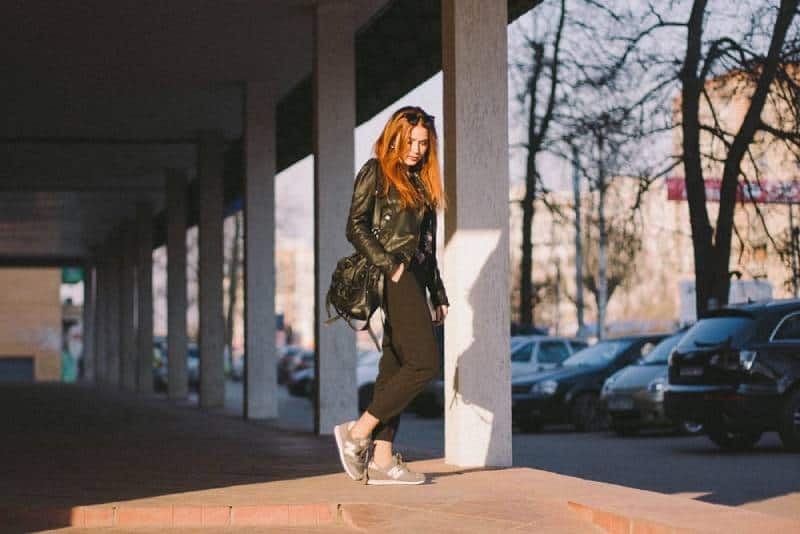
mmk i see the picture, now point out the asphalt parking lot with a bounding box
[209,380,799,521]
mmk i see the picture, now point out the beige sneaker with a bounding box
[333,421,371,481]
[366,453,425,485]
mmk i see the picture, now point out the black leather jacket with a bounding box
[346,158,449,307]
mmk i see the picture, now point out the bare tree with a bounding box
[512,0,674,332]
[678,0,799,313]
[511,0,567,327]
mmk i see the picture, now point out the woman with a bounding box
[334,106,449,485]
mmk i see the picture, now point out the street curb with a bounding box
[568,501,696,534]
[0,503,336,529]
[566,499,800,534]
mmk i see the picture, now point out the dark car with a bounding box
[601,330,703,436]
[665,299,800,452]
[277,345,306,385]
[512,334,665,432]
[153,343,200,392]
[412,335,589,419]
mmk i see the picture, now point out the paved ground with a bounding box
[217,380,800,521]
[3,382,798,533]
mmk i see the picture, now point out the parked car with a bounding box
[153,343,200,392]
[665,299,800,452]
[277,345,306,385]
[285,350,315,397]
[511,335,589,376]
[512,334,665,432]
[230,351,244,382]
[408,335,590,419]
[287,350,381,412]
[601,330,702,436]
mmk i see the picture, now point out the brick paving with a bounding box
[1,383,798,533]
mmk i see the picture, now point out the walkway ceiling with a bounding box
[0,0,540,265]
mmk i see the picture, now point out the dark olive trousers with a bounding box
[367,263,441,442]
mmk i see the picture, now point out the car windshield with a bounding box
[676,316,755,351]
[562,340,631,368]
[511,340,534,362]
[640,332,684,364]
[510,336,531,351]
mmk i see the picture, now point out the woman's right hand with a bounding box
[390,262,405,283]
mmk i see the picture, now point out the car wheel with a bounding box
[778,388,800,452]
[571,393,606,432]
[358,383,374,413]
[610,418,639,437]
[706,421,762,451]
[678,420,704,436]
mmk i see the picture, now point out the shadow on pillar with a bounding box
[447,237,512,467]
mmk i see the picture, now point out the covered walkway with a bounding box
[1,0,529,468]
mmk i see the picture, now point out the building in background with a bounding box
[0,269,62,382]
[275,237,314,348]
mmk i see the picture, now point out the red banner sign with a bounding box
[667,177,800,204]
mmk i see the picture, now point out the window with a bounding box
[537,341,571,365]
[569,340,588,353]
[677,316,755,351]
[511,340,535,362]
[563,341,631,367]
[772,313,800,341]
[641,332,685,364]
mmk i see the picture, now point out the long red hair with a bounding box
[373,106,446,210]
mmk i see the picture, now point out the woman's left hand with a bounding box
[433,304,449,325]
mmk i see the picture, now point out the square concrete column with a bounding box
[119,222,137,392]
[313,1,357,435]
[166,169,189,400]
[243,82,278,419]
[104,241,122,387]
[136,201,154,394]
[94,258,107,383]
[197,131,226,408]
[442,0,512,467]
[82,261,96,382]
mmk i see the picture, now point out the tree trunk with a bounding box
[572,145,585,336]
[680,0,714,315]
[596,136,608,339]
[520,183,535,326]
[518,0,566,327]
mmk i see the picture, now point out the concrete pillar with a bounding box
[244,82,278,419]
[442,0,512,467]
[136,201,154,394]
[94,258,107,383]
[82,261,96,382]
[313,1,357,435]
[105,237,122,387]
[119,222,137,391]
[197,131,226,408]
[166,169,189,400]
